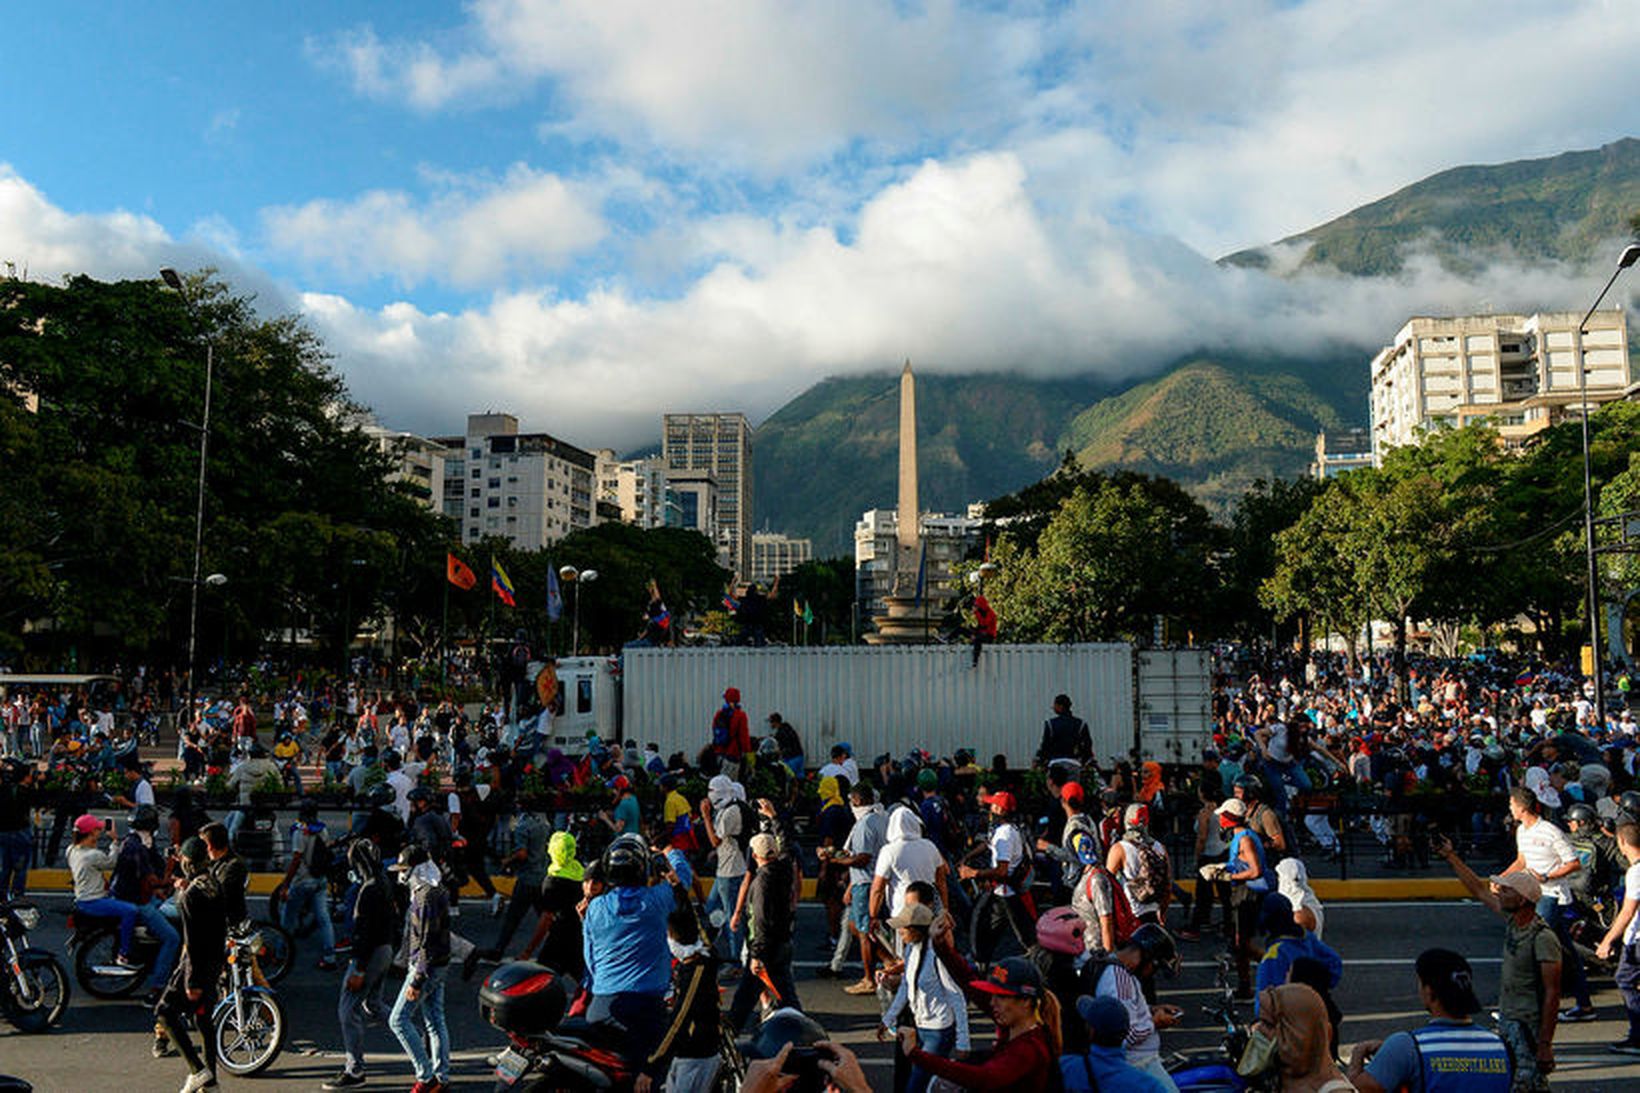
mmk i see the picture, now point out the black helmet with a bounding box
[364,783,396,809]
[1125,924,1180,978]
[601,833,650,888]
[407,786,433,806]
[1564,802,1598,827]
[298,798,320,822]
[745,1006,827,1061]
[1233,773,1265,801]
[347,838,381,878]
[1619,790,1640,818]
[127,803,160,832]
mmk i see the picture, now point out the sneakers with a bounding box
[1561,1005,1599,1023]
[179,1069,218,1093]
[152,1035,177,1058]
[321,1070,367,1089]
[1611,1040,1640,1056]
[115,953,138,968]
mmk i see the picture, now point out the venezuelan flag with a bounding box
[491,558,516,607]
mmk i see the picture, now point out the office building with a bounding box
[1369,310,1633,459]
[663,412,752,575]
[750,532,813,586]
[1310,428,1374,479]
[436,412,598,549]
[594,450,674,528]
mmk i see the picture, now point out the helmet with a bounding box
[298,798,320,822]
[1564,802,1598,827]
[347,838,382,878]
[758,736,780,758]
[745,1006,827,1061]
[128,804,159,832]
[1233,774,1265,801]
[602,833,651,888]
[1619,790,1640,819]
[364,783,396,809]
[1035,907,1087,956]
[407,786,433,806]
[1125,924,1180,978]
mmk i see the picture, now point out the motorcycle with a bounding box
[0,898,70,1033]
[211,928,287,1076]
[69,904,292,998]
[1166,953,1276,1093]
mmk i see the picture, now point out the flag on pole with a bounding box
[446,553,477,590]
[802,601,814,625]
[792,598,804,620]
[722,593,740,612]
[490,558,516,607]
[546,564,564,622]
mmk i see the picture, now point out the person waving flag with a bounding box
[490,557,516,607]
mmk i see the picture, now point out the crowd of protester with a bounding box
[2,641,1640,1090]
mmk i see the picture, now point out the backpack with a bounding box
[723,799,756,861]
[711,707,733,751]
[1083,866,1141,946]
[1125,836,1171,905]
[305,827,333,879]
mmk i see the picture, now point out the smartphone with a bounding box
[104,818,113,830]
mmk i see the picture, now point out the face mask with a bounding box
[852,805,871,821]
[667,938,697,961]
[1237,1026,1279,1077]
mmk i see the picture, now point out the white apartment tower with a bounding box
[594,450,673,529]
[750,532,813,586]
[663,413,752,576]
[1369,310,1632,460]
[439,413,598,549]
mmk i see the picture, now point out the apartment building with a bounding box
[437,412,598,549]
[594,450,674,529]
[1369,310,1633,459]
[663,413,751,576]
[1310,428,1374,480]
[854,507,983,620]
[750,532,813,586]
[362,423,448,512]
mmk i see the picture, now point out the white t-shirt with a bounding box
[1516,818,1578,905]
[68,844,118,903]
[990,823,1024,897]
[386,770,414,822]
[1116,836,1166,918]
[133,780,155,808]
[713,802,747,878]
[874,838,945,916]
[1627,863,1640,945]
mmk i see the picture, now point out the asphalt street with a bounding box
[3,897,1639,1091]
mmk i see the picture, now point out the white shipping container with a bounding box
[616,643,1140,766]
[1135,647,1214,765]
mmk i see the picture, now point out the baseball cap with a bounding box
[73,813,104,837]
[1215,798,1248,819]
[968,956,1042,999]
[1075,995,1130,1048]
[981,789,1017,813]
[916,768,939,790]
[1487,870,1542,904]
[1060,782,1085,804]
[748,833,778,860]
[888,903,935,930]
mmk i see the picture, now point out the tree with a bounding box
[1262,478,1370,660]
[1220,476,1324,644]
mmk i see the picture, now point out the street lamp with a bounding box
[574,569,599,655]
[160,268,215,720]
[1574,242,1640,731]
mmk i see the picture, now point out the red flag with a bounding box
[446,553,477,590]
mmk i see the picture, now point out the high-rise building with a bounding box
[361,423,447,512]
[1310,428,1373,479]
[594,450,674,528]
[854,507,983,622]
[1369,310,1633,459]
[437,412,599,549]
[663,412,751,575]
[750,532,813,586]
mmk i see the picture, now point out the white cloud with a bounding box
[261,164,607,289]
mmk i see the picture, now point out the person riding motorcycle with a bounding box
[1564,802,1627,950]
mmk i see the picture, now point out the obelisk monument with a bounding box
[895,360,919,585]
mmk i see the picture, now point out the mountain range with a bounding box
[743,139,1640,555]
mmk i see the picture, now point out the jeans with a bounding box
[222,807,247,847]
[0,828,31,900]
[907,1025,955,1093]
[77,896,139,957]
[706,874,746,962]
[728,944,801,1031]
[666,1054,722,1093]
[830,883,871,973]
[1616,940,1640,1044]
[1261,759,1311,814]
[1534,895,1591,1009]
[587,991,669,1078]
[137,898,180,990]
[338,943,393,1074]
[283,876,336,957]
[389,964,449,1084]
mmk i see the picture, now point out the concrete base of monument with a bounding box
[863,594,944,644]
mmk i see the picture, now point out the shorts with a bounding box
[846,883,871,932]
[1496,1015,1551,1093]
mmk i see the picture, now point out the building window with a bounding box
[469,507,479,518]
[507,475,518,483]
[507,496,518,508]
[471,468,480,479]
[487,497,500,509]
[488,477,500,488]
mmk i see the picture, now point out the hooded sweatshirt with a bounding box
[583,849,693,996]
[872,806,943,915]
[405,860,451,989]
[547,830,584,881]
[1276,858,1326,940]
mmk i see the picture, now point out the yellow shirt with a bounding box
[273,741,299,761]
[663,789,690,827]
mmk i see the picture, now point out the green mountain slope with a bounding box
[1059,360,1345,511]
[1223,137,1640,275]
[752,371,1108,554]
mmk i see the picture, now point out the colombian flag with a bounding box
[491,558,516,607]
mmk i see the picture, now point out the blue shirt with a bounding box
[1060,1044,1171,1093]
[1366,1020,1511,1093]
[1254,931,1343,1013]
[582,849,693,996]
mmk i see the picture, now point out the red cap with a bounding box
[968,957,1042,998]
[723,687,741,704]
[981,789,1017,814]
[1059,782,1085,803]
[74,814,103,837]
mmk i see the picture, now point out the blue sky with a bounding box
[3,2,1638,445]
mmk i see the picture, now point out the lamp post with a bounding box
[576,569,599,655]
[160,268,214,720]
[1574,242,1640,732]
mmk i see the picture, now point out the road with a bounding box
[3,896,1638,1091]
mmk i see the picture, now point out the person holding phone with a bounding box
[68,813,140,964]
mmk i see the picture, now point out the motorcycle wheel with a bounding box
[213,987,286,1076]
[5,950,71,1032]
[253,921,294,984]
[73,928,145,999]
